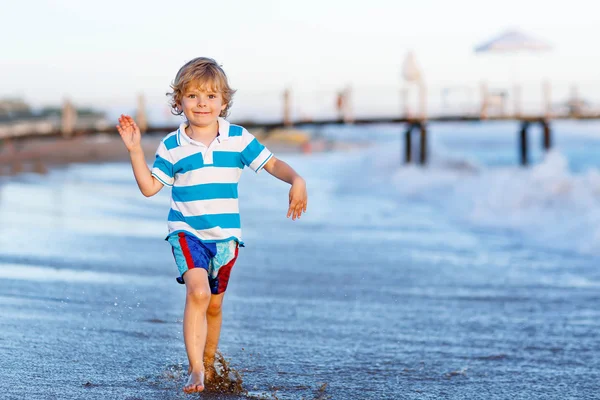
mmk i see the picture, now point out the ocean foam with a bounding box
[0,263,162,285]
[333,138,600,257]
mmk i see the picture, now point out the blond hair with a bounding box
[167,57,236,117]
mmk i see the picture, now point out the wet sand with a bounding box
[1,127,599,399]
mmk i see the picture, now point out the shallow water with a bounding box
[1,121,599,399]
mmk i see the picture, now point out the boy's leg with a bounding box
[203,240,239,382]
[204,292,225,380]
[182,268,212,393]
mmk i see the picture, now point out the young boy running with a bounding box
[116,57,307,393]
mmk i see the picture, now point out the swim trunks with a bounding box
[167,232,239,294]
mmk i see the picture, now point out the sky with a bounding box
[2,0,599,120]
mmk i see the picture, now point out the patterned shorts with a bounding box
[167,232,239,294]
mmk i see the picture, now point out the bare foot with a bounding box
[183,370,204,393]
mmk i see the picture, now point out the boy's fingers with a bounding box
[288,193,308,219]
[290,204,299,220]
[290,199,303,215]
[290,203,300,219]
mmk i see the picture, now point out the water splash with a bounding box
[205,350,246,395]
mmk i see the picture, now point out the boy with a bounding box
[116,57,307,393]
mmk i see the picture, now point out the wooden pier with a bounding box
[2,113,599,170]
[2,88,600,171]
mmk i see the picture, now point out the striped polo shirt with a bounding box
[151,117,272,245]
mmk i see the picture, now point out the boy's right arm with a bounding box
[117,115,164,197]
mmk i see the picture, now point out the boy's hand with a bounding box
[287,177,307,220]
[116,114,142,152]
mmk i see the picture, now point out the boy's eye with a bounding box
[188,94,196,99]
[208,94,216,99]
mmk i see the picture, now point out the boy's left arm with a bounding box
[263,156,307,220]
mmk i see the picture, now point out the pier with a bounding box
[1,84,600,171]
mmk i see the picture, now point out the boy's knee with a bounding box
[206,302,222,317]
[187,288,211,304]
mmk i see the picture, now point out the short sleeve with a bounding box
[240,129,273,173]
[151,141,175,186]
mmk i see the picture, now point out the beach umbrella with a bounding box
[474,29,553,54]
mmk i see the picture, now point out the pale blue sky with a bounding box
[2,0,598,119]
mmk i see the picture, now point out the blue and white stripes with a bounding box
[151,117,272,244]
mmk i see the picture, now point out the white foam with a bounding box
[0,263,163,285]
[330,139,600,256]
[450,151,600,255]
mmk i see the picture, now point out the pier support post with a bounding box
[403,122,427,165]
[404,125,412,164]
[519,121,530,166]
[419,122,427,165]
[542,119,552,151]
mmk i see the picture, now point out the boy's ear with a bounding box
[221,103,227,111]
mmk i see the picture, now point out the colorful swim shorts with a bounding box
[167,232,239,294]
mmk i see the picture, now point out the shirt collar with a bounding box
[177,117,230,146]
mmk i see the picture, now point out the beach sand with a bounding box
[2,123,598,399]
[0,128,315,176]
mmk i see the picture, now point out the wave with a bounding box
[334,139,600,257]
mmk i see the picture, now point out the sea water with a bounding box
[0,121,599,399]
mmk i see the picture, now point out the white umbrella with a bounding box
[474,29,553,53]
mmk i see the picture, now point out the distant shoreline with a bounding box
[0,128,318,176]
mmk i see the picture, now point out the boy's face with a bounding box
[179,83,227,130]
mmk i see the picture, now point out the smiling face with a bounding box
[168,57,236,121]
[178,81,228,132]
